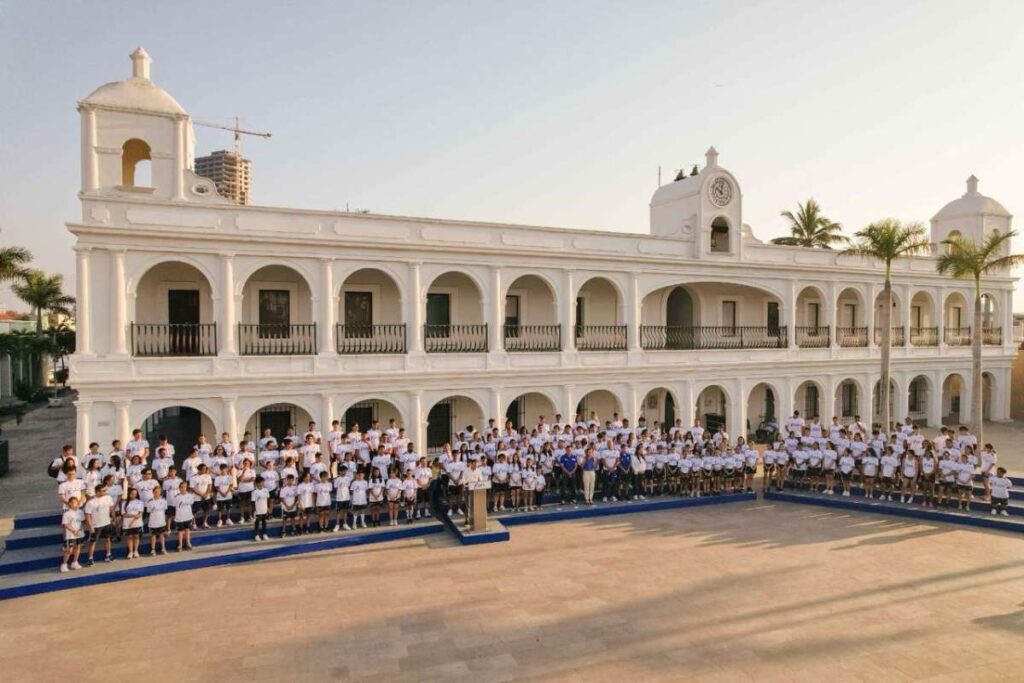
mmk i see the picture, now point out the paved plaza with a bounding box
[2,499,1023,682]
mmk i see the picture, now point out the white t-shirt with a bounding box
[147,498,168,528]
[62,509,85,539]
[84,495,113,527]
[174,493,196,522]
[315,482,333,507]
[350,479,369,506]
[122,500,145,529]
[58,479,87,506]
[990,475,1013,500]
[252,488,270,515]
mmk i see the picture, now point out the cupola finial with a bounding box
[130,46,151,80]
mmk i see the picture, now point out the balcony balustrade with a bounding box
[503,325,561,352]
[795,326,830,348]
[640,326,787,350]
[574,325,627,351]
[335,324,407,354]
[836,326,869,348]
[424,324,488,353]
[239,323,317,355]
[130,323,218,357]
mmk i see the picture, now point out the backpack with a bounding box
[47,458,63,478]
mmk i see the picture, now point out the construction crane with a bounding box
[193,117,271,156]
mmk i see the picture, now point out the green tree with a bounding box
[10,270,75,388]
[0,246,32,283]
[843,220,931,433]
[771,199,848,248]
[937,230,1024,442]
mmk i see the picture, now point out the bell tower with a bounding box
[78,47,193,201]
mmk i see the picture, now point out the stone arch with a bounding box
[121,138,151,187]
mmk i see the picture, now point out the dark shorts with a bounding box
[236,491,253,503]
[194,499,212,512]
[316,505,331,513]
[123,527,141,536]
[217,499,233,511]
[175,521,192,531]
[335,500,351,510]
[64,537,83,549]
[301,505,314,515]
[283,510,298,519]
[89,525,112,541]
[957,484,972,492]
[744,466,756,475]
[808,466,821,476]
[352,504,366,512]
[493,481,508,492]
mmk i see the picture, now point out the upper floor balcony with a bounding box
[84,254,1012,364]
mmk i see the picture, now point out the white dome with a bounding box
[81,47,186,116]
[932,176,1011,221]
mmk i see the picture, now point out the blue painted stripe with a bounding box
[0,524,443,602]
[499,492,756,527]
[764,491,1024,534]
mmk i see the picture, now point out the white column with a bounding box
[75,248,92,355]
[731,380,747,443]
[80,107,99,192]
[900,284,912,340]
[489,266,503,353]
[778,378,794,425]
[627,275,641,351]
[927,373,943,428]
[958,377,972,425]
[626,385,639,424]
[865,285,877,347]
[173,117,186,201]
[562,384,576,422]
[111,250,128,355]
[319,258,336,355]
[115,400,131,443]
[561,269,574,350]
[828,281,838,349]
[320,393,334,433]
[75,400,92,455]
[410,390,424,453]
[219,254,237,354]
[490,387,504,425]
[936,287,946,349]
[407,262,423,353]
[679,381,695,425]
[223,397,238,442]
[786,280,797,348]
[860,375,874,426]
[1003,290,1014,347]
[894,374,909,424]
[824,375,837,421]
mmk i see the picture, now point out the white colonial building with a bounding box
[69,49,1017,454]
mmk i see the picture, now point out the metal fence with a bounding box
[335,324,406,354]
[130,323,218,357]
[239,323,317,355]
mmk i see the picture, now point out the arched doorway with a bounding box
[426,395,487,450]
[337,267,405,354]
[872,378,898,426]
[424,271,486,353]
[640,387,678,433]
[504,392,558,431]
[239,265,315,355]
[695,385,729,433]
[941,373,966,425]
[575,277,625,350]
[503,275,560,352]
[141,406,217,464]
[746,382,778,442]
[132,260,217,356]
[909,291,937,346]
[794,380,823,420]
[575,389,624,427]
[834,379,862,421]
[244,402,316,449]
[908,375,931,425]
[836,288,867,347]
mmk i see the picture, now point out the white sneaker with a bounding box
[602,497,608,502]
[226,519,235,526]
[1001,510,1009,517]
[611,496,618,502]
[60,564,68,573]
[262,534,270,541]
[424,510,431,517]
[71,561,82,569]
[217,520,224,527]
[343,523,351,530]
[991,509,998,515]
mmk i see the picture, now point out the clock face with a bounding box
[708,177,733,207]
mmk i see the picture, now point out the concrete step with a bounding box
[777,481,1024,515]
[0,520,445,601]
[0,516,440,576]
[764,490,1024,535]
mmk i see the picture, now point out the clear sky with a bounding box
[1,0,1022,311]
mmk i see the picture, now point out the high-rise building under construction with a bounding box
[194,150,252,205]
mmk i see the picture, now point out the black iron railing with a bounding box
[795,326,830,348]
[131,323,217,357]
[335,324,406,354]
[982,327,1002,345]
[873,326,905,346]
[836,326,869,347]
[239,323,317,355]
[424,324,488,353]
[503,325,561,352]
[640,326,787,350]
[574,325,627,351]
[909,326,938,346]
[944,326,971,346]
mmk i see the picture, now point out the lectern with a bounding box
[465,480,492,531]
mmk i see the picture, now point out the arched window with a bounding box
[121,138,152,187]
[945,230,962,255]
[710,217,730,253]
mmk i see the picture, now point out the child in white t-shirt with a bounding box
[350,472,369,529]
[315,471,333,532]
[173,482,196,552]
[333,467,353,531]
[147,485,169,555]
[989,467,1012,516]
[402,470,417,524]
[121,488,145,559]
[252,476,271,541]
[60,497,85,572]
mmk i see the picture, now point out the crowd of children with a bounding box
[49,411,1013,573]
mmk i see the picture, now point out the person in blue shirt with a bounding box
[617,450,632,501]
[559,452,578,504]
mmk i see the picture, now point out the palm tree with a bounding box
[843,220,931,434]
[11,270,75,334]
[937,230,1024,442]
[11,270,75,388]
[771,199,848,248]
[0,246,32,283]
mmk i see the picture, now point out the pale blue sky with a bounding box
[1,0,1022,310]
